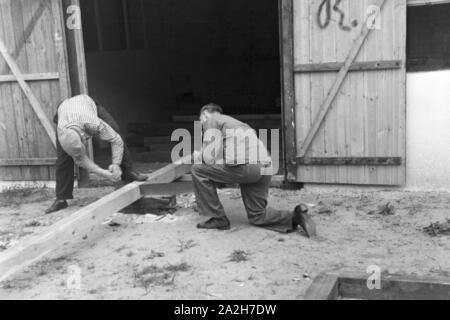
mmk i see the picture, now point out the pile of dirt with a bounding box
[423,220,450,237]
[368,202,396,216]
[133,262,191,293]
[0,187,53,207]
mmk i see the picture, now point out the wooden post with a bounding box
[279,0,296,181]
[62,0,93,187]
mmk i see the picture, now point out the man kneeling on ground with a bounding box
[191,103,316,236]
[46,94,147,214]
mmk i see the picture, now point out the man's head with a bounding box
[199,103,223,123]
[57,127,86,162]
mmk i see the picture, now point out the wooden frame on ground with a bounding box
[305,272,450,300]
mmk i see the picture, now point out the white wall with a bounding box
[406,70,450,190]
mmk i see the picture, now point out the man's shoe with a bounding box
[197,217,230,230]
[293,204,317,238]
[123,171,148,183]
[45,200,68,214]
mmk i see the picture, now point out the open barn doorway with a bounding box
[78,0,282,172]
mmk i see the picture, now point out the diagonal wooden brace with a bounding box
[0,38,57,148]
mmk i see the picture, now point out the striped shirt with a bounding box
[57,95,124,165]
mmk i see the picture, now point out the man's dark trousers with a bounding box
[55,105,134,201]
[191,164,294,233]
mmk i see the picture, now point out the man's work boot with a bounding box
[45,200,68,214]
[197,217,231,231]
[293,204,317,238]
[123,170,148,183]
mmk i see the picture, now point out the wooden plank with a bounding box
[294,60,402,73]
[0,72,59,83]
[0,0,27,181]
[0,156,192,282]
[293,0,312,182]
[280,0,296,181]
[337,272,450,300]
[297,157,402,166]
[298,0,387,158]
[0,183,141,283]
[0,38,56,148]
[0,158,57,167]
[304,273,339,300]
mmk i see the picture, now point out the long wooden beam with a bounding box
[0,158,192,283]
[305,272,450,300]
[297,0,387,157]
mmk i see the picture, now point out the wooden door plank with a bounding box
[0,38,57,148]
[298,0,387,158]
[297,157,402,166]
[27,0,55,180]
[0,183,142,283]
[337,272,450,300]
[0,72,59,83]
[0,0,29,180]
[51,0,71,101]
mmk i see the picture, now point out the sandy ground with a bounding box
[0,185,449,300]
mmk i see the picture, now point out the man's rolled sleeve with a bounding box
[95,120,124,165]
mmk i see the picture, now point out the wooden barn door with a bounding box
[0,0,70,181]
[281,0,406,185]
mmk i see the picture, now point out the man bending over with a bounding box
[46,94,147,214]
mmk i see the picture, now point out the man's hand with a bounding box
[97,169,117,182]
[108,164,122,182]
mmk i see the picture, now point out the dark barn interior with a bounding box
[79,0,282,166]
